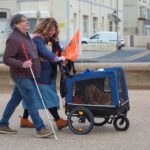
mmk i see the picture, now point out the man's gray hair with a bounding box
[10,14,26,29]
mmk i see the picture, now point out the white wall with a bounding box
[124,0,150,36]
[50,0,68,42]
[123,0,138,35]
[125,35,150,48]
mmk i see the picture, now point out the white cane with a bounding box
[21,43,58,140]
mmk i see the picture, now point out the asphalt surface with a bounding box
[77,48,150,63]
[0,88,150,150]
[1,47,150,63]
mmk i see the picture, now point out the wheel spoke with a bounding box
[68,107,94,134]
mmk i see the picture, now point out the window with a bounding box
[93,17,98,34]
[73,78,112,105]
[101,17,104,31]
[117,70,126,103]
[148,9,150,19]
[28,18,37,33]
[139,6,146,18]
[83,15,89,36]
[109,21,113,31]
[73,13,77,33]
[90,34,100,39]
[0,12,7,18]
[142,0,147,3]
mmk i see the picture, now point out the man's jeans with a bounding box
[0,78,45,130]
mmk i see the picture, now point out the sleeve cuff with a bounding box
[52,56,59,62]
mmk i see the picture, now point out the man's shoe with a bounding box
[0,126,17,134]
[55,118,68,130]
[36,127,54,138]
[20,118,35,128]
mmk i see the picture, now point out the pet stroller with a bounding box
[63,67,130,135]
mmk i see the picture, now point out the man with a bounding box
[0,14,53,138]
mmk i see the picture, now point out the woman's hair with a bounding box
[33,18,59,38]
[10,14,26,29]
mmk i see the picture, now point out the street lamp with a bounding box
[116,0,119,51]
[112,0,120,51]
[108,0,121,51]
[110,9,121,51]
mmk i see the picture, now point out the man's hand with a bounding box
[22,60,32,68]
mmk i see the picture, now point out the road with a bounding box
[78,48,150,63]
[1,47,150,63]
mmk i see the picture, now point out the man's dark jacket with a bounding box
[3,28,41,79]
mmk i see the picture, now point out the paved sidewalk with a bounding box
[0,89,150,150]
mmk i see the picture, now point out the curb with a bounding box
[0,63,150,89]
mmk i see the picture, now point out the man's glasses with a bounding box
[21,19,28,23]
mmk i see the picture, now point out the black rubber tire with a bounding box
[68,107,94,135]
[82,41,87,44]
[94,117,109,126]
[113,116,130,131]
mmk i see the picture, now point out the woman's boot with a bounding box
[20,118,35,128]
[55,118,68,130]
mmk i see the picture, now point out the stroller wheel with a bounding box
[113,116,130,131]
[68,107,94,135]
[94,117,109,126]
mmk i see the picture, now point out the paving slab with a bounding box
[0,89,150,150]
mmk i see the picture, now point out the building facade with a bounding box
[124,0,150,36]
[0,0,123,53]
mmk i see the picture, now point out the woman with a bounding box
[21,18,68,130]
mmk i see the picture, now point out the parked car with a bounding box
[81,32,125,49]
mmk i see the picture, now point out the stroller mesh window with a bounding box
[72,78,112,105]
[117,70,126,103]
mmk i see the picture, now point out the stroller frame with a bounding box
[65,67,130,134]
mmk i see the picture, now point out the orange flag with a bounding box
[62,30,80,62]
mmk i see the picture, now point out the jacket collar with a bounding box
[14,28,31,39]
